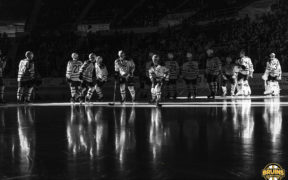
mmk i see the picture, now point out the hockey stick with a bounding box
[108,79,117,106]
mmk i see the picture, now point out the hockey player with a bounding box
[262,53,282,96]
[114,50,136,103]
[0,50,6,103]
[141,52,154,99]
[165,52,179,99]
[149,54,169,106]
[182,52,199,99]
[66,53,82,102]
[235,50,254,96]
[79,53,96,103]
[17,51,35,103]
[221,56,237,96]
[205,49,222,99]
[94,56,108,101]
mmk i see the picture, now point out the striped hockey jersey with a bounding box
[66,60,83,81]
[236,56,254,75]
[182,61,199,80]
[149,65,169,82]
[17,59,35,82]
[165,61,179,80]
[114,59,135,77]
[264,58,282,77]
[79,60,94,82]
[95,63,108,81]
[206,57,222,75]
[0,58,6,78]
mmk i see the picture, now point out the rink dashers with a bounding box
[0,96,287,180]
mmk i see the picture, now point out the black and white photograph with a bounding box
[0,0,287,179]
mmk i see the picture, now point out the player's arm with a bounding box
[248,58,254,77]
[102,65,108,82]
[114,60,120,79]
[130,61,135,76]
[66,61,72,79]
[277,60,282,80]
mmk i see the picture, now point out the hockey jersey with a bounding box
[206,57,222,75]
[66,60,83,81]
[222,63,237,76]
[145,61,153,78]
[79,60,94,82]
[149,65,169,82]
[115,59,135,77]
[0,58,6,78]
[236,56,254,75]
[165,61,179,80]
[264,58,282,77]
[182,61,199,80]
[95,63,108,81]
[17,59,35,82]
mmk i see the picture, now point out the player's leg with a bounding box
[243,75,251,96]
[17,81,25,103]
[184,79,192,99]
[0,78,5,103]
[85,82,95,103]
[150,80,156,103]
[25,81,34,103]
[230,76,237,96]
[95,81,105,101]
[191,78,198,99]
[127,76,135,102]
[69,81,77,102]
[221,77,228,97]
[119,77,126,103]
[236,74,244,96]
[155,82,162,105]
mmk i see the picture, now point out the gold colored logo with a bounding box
[262,163,285,180]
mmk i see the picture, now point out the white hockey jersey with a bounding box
[264,58,282,77]
[66,60,83,81]
[165,61,179,80]
[206,57,222,75]
[149,65,169,82]
[95,63,108,81]
[182,61,199,80]
[115,59,135,77]
[236,56,254,75]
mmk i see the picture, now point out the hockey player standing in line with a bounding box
[79,53,97,103]
[17,51,35,103]
[182,52,199,99]
[262,53,282,96]
[165,52,179,100]
[94,56,108,101]
[205,49,222,99]
[114,50,136,103]
[66,53,83,102]
[149,54,169,106]
[235,50,254,96]
[142,52,154,99]
[221,56,237,96]
[0,50,6,103]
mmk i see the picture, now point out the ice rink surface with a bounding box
[0,96,288,180]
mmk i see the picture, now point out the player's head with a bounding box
[240,50,246,58]
[270,53,276,59]
[96,56,103,64]
[152,54,160,65]
[206,49,213,57]
[167,53,174,60]
[118,50,125,60]
[186,52,193,61]
[226,56,232,64]
[71,53,79,60]
[89,53,96,62]
[25,51,34,60]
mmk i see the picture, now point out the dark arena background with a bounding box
[0,0,288,180]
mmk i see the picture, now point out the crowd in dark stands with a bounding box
[1,0,288,79]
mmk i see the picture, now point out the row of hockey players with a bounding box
[0,49,282,104]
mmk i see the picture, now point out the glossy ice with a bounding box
[0,98,287,180]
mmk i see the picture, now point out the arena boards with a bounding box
[0,96,287,108]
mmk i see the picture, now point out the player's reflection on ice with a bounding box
[0,107,35,177]
[114,107,136,166]
[263,97,283,162]
[149,107,169,162]
[66,105,108,159]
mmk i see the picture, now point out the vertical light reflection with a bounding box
[114,107,136,166]
[149,108,168,161]
[17,107,35,175]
